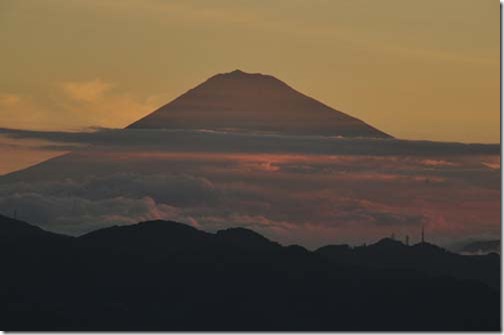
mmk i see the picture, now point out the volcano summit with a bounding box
[128,70,391,138]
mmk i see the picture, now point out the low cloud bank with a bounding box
[0,145,499,247]
[0,127,499,156]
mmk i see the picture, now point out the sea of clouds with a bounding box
[0,128,499,248]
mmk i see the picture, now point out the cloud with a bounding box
[0,93,22,107]
[0,93,56,130]
[0,144,499,248]
[0,127,499,248]
[0,82,169,131]
[60,79,115,103]
[420,159,458,167]
[0,128,499,156]
[56,79,168,128]
[0,191,193,236]
[482,161,500,170]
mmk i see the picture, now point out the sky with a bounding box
[0,0,500,247]
[0,0,499,139]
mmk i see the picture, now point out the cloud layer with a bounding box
[0,127,499,156]
[0,129,499,248]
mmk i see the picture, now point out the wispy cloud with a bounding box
[60,78,115,103]
[0,93,22,106]
[0,81,169,130]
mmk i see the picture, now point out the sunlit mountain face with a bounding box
[128,70,391,138]
[0,71,499,249]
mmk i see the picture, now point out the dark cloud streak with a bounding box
[0,127,499,156]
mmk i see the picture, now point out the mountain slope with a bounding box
[316,238,500,289]
[1,217,500,331]
[0,213,71,246]
[128,70,391,138]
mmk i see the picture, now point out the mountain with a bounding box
[0,213,60,239]
[1,216,499,331]
[78,220,211,254]
[215,227,281,251]
[316,238,500,289]
[0,70,389,185]
[128,70,391,138]
[0,213,71,248]
[457,240,500,255]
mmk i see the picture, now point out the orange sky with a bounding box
[0,0,500,175]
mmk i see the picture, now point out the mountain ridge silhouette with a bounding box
[1,214,499,331]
